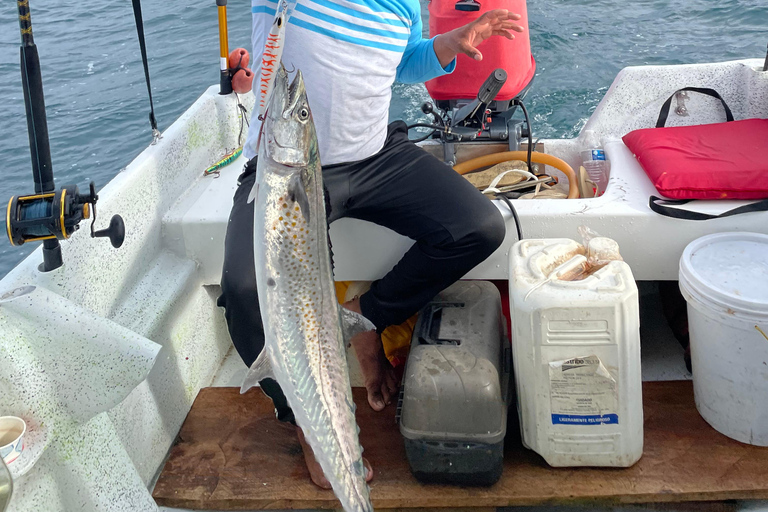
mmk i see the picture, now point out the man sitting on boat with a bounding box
[217,0,523,488]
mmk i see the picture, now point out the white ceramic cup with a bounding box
[0,417,26,465]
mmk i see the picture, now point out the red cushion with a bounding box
[622,118,768,200]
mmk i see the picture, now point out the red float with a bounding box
[228,48,253,94]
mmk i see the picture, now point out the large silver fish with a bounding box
[241,66,374,512]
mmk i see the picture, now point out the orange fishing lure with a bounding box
[258,0,291,120]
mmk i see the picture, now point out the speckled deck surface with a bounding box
[153,382,768,510]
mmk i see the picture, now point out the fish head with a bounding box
[262,69,316,168]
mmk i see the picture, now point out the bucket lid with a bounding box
[679,232,768,319]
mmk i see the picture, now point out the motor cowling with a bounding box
[426,0,535,109]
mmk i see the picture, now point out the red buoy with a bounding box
[426,0,535,102]
[228,47,250,69]
[228,48,253,94]
[231,68,254,94]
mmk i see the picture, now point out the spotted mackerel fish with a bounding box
[241,66,375,512]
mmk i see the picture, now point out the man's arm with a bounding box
[395,17,455,84]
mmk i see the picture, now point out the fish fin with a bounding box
[240,350,275,394]
[288,172,311,223]
[340,308,376,345]
[323,185,335,272]
[247,180,259,204]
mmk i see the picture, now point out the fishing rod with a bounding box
[217,0,233,94]
[6,0,124,272]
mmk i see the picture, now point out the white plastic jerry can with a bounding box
[508,239,643,467]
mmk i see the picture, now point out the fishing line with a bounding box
[235,92,250,146]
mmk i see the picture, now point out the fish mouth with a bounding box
[264,67,311,168]
[284,70,305,118]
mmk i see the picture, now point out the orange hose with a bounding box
[453,151,580,199]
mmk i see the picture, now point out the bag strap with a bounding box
[649,196,768,220]
[656,87,735,128]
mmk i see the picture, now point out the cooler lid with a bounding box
[398,282,509,444]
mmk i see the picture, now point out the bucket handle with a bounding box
[756,325,768,342]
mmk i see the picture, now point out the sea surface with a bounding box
[1,0,766,278]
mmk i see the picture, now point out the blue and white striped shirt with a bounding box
[245,0,455,165]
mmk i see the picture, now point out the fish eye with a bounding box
[298,107,309,120]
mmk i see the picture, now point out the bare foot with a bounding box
[296,426,373,489]
[342,297,399,412]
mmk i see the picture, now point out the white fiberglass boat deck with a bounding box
[0,59,766,512]
[171,59,768,284]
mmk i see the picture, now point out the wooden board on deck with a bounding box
[152,381,768,510]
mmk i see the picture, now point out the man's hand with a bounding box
[434,10,524,68]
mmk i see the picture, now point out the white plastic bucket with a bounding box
[679,232,768,446]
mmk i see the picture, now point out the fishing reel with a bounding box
[6,182,125,249]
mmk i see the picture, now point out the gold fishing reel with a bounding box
[6,182,124,248]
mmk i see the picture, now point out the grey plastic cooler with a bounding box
[397,280,510,486]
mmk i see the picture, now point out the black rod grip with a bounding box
[20,44,54,194]
[220,70,233,95]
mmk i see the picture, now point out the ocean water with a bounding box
[0,0,766,278]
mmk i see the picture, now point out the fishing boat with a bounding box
[1,0,767,511]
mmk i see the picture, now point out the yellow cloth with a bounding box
[334,281,415,366]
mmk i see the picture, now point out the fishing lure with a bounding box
[257,0,291,120]
[204,147,243,177]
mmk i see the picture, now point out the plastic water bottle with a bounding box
[580,130,610,195]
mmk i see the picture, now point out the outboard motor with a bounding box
[426,0,535,110]
[411,0,536,165]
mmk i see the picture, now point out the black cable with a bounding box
[131,0,160,140]
[409,129,436,143]
[407,122,445,143]
[514,98,533,175]
[495,194,523,241]
[407,122,443,131]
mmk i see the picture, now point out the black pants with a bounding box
[218,121,505,422]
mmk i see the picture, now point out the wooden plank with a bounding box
[153,381,768,510]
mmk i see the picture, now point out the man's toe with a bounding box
[367,387,386,411]
[310,472,333,490]
[384,366,399,396]
[381,382,392,406]
[363,457,374,482]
